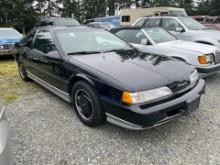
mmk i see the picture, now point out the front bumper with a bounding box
[102,79,205,130]
[196,63,220,76]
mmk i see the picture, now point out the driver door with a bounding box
[30,30,67,91]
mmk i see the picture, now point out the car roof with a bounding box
[138,16,186,20]
[89,22,111,25]
[0,27,16,30]
[41,26,105,32]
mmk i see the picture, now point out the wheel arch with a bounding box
[67,74,96,95]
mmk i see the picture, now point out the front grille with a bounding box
[215,51,220,63]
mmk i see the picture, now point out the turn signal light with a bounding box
[198,55,207,64]
[122,92,132,105]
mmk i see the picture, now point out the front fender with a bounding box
[67,73,95,94]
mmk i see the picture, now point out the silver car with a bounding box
[0,103,12,165]
[87,22,116,31]
[133,16,220,48]
[112,27,220,76]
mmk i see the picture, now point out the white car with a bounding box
[112,27,220,77]
[0,103,12,165]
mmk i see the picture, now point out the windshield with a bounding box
[56,29,131,54]
[143,28,176,43]
[169,10,187,17]
[179,17,206,30]
[0,29,21,37]
[54,19,80,27]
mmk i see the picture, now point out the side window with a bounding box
[143,18,161,28]
[115,29,146,44]
[33,31,56,54]
[122,16,130,22]
[162,18,182,31]
[23,29,36,48]
[135,19,145,27]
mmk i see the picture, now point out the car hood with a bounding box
[157,40,218,54]
[0,36,22,45]
[69,51,194,92]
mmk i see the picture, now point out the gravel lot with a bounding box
[1,58,220,164]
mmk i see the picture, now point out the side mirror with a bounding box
[14,42,22,48]
[46,50,61,60]
[175,27,185,33]
[140,38,148,45]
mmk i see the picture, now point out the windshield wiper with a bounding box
[68,51,101,55]
[102,48,134,53]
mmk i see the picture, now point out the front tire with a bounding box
[72,81,105,127]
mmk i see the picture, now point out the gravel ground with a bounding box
[2,60,220,164]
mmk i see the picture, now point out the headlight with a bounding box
[122,87,173,105]
[190,69,199,84]
[0,45,4,50]
[198,54,213,64]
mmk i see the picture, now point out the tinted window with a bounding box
[33,31,56,54]
[144,18,161,27]
[135,19,145,27]
[162,18,182,31]
[122,16,130,22]
[115,29,146,44]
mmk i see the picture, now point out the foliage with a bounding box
[0,0,220,33]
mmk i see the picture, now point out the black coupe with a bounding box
[14,26,205,130]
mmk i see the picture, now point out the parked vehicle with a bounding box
[94,16,120,28]
[36,17,80,27]
[0,103,12,165]
[0,28,22,56]
[14,26,205,130]
[120,7,187,27]
[205,24,220,31]
[111,27,220,77]
[193,16,220,31]
[88,22,116,31]
[84,16,120,28]
[133,16,220,48]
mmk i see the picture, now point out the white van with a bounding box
[120,7,187,27]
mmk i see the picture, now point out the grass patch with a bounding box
[3,92,21,103]
[0,57,39,104]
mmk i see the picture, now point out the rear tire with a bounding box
[72,81,105,127]
[17,56,30,81]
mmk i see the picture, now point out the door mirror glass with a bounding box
[140,38,148,45]
[175,27,185,32]
[46,50,61,60]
